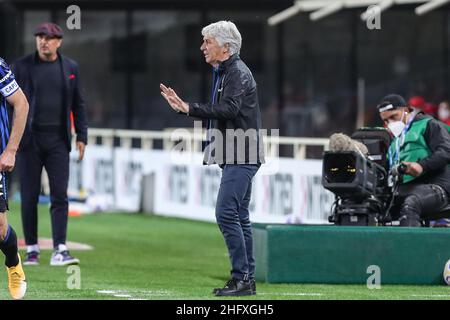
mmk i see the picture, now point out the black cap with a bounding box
[377,94,407,113]
[34,22,64,38]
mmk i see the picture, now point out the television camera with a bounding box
[322,128,393,226]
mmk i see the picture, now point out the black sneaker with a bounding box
[50,250,80,266]
[23,251,40,266]
[250,279,256,294]
[214,278,254,297]
[213,279,256,295]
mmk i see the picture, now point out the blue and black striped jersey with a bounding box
[0,58,17,152]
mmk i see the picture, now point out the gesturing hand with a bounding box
[160,83,189,114]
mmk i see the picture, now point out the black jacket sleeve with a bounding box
[188,69,249,120]
[71,63,88,144]
[417,119,450,172]
[10,62,19,80]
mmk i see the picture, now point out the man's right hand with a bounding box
[403,162,424,177]
[0,149,16,172]
[160,83,189,113]
[76,141,86,162]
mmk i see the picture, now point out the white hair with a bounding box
[201,21,242,55]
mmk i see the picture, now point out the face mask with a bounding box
[438,108,450,120]
[388,121,405,137]
[387,112,406,137]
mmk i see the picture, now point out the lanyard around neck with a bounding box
[388,112,417,169]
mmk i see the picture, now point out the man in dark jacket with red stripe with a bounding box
[12,23,88,266]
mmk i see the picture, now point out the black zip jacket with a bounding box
[187,54,265,165]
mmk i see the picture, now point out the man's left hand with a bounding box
[403,161,423,177]
[0,149,16,172]
[77,141,86,162]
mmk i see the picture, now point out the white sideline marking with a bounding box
[18,238,93,251]
[97,289,172,299]
[411,294,450,298]
[258,292,323,296]
[97,290,324,300]
[97,290,117,294]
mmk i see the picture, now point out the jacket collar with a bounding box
[218,54,239,73]
[413,111,429,122]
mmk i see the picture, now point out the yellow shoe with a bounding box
[6,254,27,300]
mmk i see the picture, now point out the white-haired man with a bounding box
[160,21,264,296]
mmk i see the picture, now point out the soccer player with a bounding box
[0,57,29,299]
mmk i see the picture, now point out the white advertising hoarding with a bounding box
[69,146,334,224]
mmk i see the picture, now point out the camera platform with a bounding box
[253,223,450,284]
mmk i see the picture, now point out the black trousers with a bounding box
[18,130,69,247]
[392,183,449,227]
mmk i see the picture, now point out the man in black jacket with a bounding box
[12,23,88,265]
[377,94,450,226]
[160,20,264,296]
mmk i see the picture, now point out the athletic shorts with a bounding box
[0,172,8,213]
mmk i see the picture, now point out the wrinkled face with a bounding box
[36,35,62,59]
[200,35,228,66]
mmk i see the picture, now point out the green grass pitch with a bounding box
[0,202,449,300]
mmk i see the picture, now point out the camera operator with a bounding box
[377,94,450,226]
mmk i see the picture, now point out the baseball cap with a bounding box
[34,23,64,38]
[408,95,426,109]
[377,94,407,113]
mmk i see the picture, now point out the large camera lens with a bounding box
[323,153,357,183]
